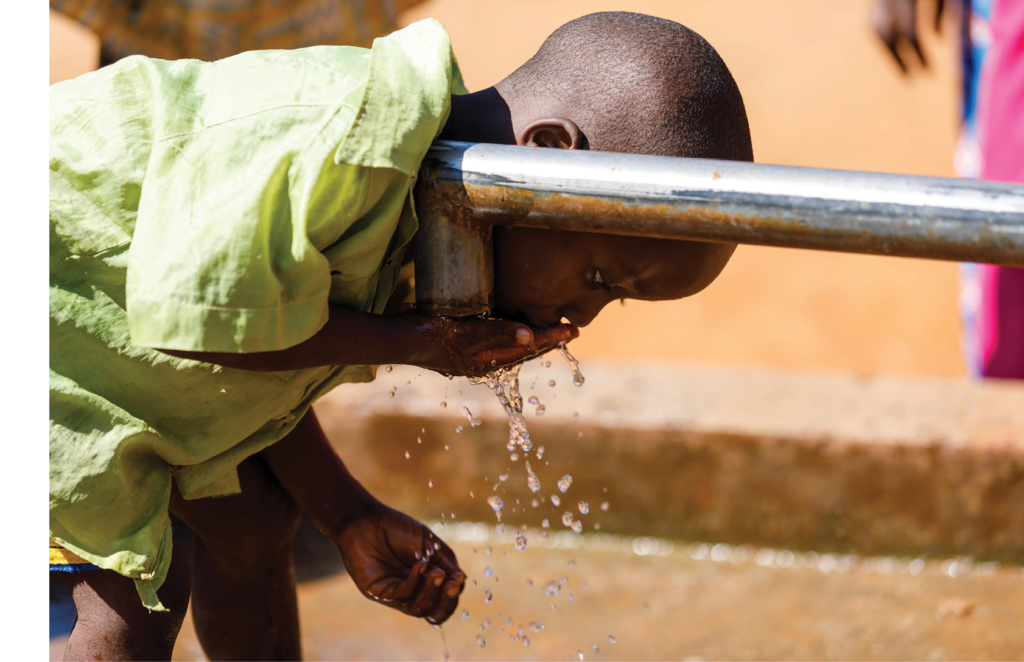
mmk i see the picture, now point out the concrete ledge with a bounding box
[313,362,1024,563]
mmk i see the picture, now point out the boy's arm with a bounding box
[158,305,577,377]
[261,409,465,624]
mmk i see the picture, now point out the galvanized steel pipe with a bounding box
[414,141,1024,317]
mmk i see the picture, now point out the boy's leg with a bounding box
[59,536,192,662]
[169,450,303,661]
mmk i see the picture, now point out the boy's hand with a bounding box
[401,311,579,377]
[334,503,466,624]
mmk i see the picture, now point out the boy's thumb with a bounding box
[515,326,533,345]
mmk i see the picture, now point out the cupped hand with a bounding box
[401,311,579,378]
[334,504,466,624]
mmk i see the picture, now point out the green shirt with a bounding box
[49,18,466,610]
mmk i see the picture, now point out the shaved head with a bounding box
[496,12,753,162]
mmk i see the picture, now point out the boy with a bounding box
[50,11,752,661]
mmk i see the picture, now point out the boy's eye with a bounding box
[594,269,606,286]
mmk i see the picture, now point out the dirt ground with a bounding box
[50,0,968,378]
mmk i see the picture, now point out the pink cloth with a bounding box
[975,0,1024,379]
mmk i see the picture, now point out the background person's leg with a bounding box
[59,537,192,662]
[170,452,303,661]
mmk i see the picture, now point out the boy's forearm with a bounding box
[158,306,440,372]
[260,409,378,539]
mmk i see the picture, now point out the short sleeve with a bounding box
[124,50,375,353]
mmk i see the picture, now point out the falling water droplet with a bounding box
[541,581,561,596]
[544,360,552,368]
[482,589,493,604]
[462,610,470,619]
[534,404,546,416]
[405,451,410,459]
[529,621,545,633]
[483,567,494,577]
[528,396,540,405]
[510,453,519,461]
[496,523,506,534]
[571,521,582,533]
[428,479,434,488]
[608,635,616,644]
[548,380,556,387]
[455,426,463,434]
[558,343,586,387]
[499,473,509,483]
[417,437,422,444]
[389,387,397,398]
[562,512,575,527]
[526,578,533,587]
[487,496,504,521]
[551,494,561,506]
[515,531,528,551]
[577,650,584,660]
[567,559,576,569]
[578,501,590,514]
[558,475,573,493]
[476,635,486,648]
[531,499,540,508]
[523,637,531,647]
[600,502,610,512]
[541,519,549,528]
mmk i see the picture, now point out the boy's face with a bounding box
[491,227,736,328]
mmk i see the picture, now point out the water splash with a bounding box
[469,363,532,452]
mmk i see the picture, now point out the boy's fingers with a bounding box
[409,567,446,617]
[425,579,463,624]
[532,324,579,349]
[385,560,428,603]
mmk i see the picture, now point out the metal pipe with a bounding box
[414,141,1024,316]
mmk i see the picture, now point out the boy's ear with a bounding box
[518,118,587,150]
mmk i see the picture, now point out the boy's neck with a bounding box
[438,87,517,145]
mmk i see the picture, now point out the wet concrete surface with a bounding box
[160,534,1024,661]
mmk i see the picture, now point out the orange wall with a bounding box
[403,0,966,378]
